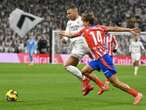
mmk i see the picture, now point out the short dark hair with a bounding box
[82,13,95,25]
[67,4,77,10]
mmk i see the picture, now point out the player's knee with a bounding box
[81,69,92,76]
[64,63,72,69]
[64,65,69,70]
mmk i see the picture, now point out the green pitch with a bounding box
[0,64,145,110]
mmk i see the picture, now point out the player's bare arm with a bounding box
[59,31,81,38]
[106,26,140,35]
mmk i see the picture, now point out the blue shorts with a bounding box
[88,54,116,78]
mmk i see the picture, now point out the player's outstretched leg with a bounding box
[82,77,94,96]
[64,56,94,96]
[64,56,83,80]
[81,65,109,95]
[109,74,143,104]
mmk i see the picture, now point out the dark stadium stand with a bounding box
[0,0,146,53]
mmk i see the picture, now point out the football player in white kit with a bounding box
[61,5,107,96]
[129,34,145,76]
[63,5,90,80]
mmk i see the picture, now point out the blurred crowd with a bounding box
[0,0,146,55]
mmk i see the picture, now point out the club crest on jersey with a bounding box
[69,25,80,31]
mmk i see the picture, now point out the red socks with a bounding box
[95,78,104,88]
[128,88,138,97]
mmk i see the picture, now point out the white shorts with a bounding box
[70,38,91,60]
[131,53,141,62]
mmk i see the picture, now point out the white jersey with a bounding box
[129,40,144,54]
[65,16,90,59]
[66,16,85,42]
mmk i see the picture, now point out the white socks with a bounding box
[65,65,83,80]
[134,66,139,76]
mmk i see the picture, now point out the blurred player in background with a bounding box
[129,35,145,76]
[60,13,143,104]
[26,32,37,65]
[62,4,108,96]
[97,32,118,95]
[105,33,118,56]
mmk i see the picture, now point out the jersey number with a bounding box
[89,31,102,45]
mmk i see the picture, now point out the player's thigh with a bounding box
[64,55,79,67]
[71,44,90,59]
[81,64,94,75]
[108,74,119,84]
[64,47,88,66]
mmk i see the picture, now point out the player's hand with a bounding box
[130,28,140,36]
[132,28,141,33]
[61,37,69,44]
[59,31,73,38]
[130,30,138,36]
[59,31,65,36]
[59,31,70,37]
[59,31,66,39]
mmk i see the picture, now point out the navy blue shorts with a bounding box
[88,54,116,78]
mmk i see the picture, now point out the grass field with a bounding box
[0,63,145,110]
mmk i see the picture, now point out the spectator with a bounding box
[37,35,48,54]
[0,0,146,55]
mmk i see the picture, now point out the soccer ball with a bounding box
[5,89,18,101]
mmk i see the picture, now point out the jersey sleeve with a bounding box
[65,21,70,32]
[74,27,85,37]
[98,25,108,32]
[140,42,145,50]
[77,21,84,31]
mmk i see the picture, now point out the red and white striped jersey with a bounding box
[75,25,108,59]
[105,33,118,56]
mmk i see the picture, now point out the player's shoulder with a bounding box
[75,16,83,25]
[138,41,143,45]
[76,16,82,21]
[94,24,107,31]
[138,40,142,43]
[67,16,82,22]
[67,16,82,25]
[66,20,72,26]
[86,24,104,31]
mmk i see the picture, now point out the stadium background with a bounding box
[0,0,146,55]
[0,1,146,110]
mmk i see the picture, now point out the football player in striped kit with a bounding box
[60,13,142,104]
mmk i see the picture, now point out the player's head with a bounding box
[133,32,140,41]
[28,32,33,38]
[81,13,95,26]
[134,37,139,42]
[66,4,79,20]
